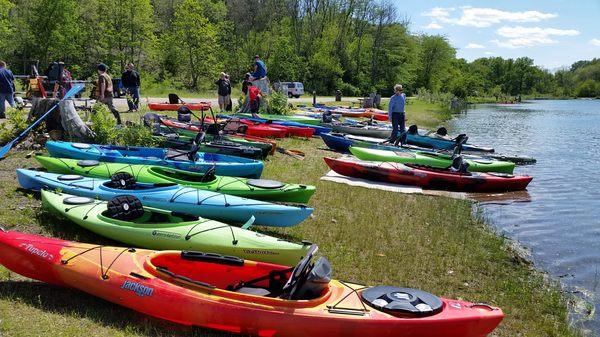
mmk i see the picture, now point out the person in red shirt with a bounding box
[246,83,262,117]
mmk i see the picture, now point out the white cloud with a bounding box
[492,26,580,48]
[422,22,443,29]
[421,6,557,28]
[485,51,495,55]
[422,7,454,20]
[455,7,557,28]
[465,43,485,49]
[590,38,600,46]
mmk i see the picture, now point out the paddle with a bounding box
[0,84,84,160]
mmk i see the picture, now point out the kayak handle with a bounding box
[468,303,498,311]
[0,225,5,232]
[181,251,244,266]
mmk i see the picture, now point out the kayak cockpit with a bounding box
[144,245,333,303]
[149,166,217,184]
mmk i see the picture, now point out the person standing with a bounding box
[0,61,15,119]
[121,63,141,112]
[388,84,406,143]
[97,63,122,125]
[215,72,231,112]
[242,73,251,95]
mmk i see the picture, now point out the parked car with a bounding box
[274,82,304,98]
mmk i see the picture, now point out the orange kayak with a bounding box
[148,102,211,111]
[0,229,503,337]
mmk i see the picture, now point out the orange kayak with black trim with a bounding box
[0,229,503,337]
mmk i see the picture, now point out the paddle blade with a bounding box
[0,139,16,159]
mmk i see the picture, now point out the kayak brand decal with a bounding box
[151,230,182,240]
[121,280,154,297]
[19,243,54,260]
[242,249,278,256]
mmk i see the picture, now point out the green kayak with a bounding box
[41,190,309,266]
[349,146,515,174]
[35,155,316,203]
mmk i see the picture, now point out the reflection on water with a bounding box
[450,100,600,332]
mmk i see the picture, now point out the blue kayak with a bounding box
[218,114,332,136]
[17,169,312,227]
[45,141,264,178]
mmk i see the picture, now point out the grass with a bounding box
[0,100,582,337]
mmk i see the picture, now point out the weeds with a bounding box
[89,104,159,147]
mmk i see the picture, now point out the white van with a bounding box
[275,82,304,98]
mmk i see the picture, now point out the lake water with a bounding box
[449,99,600,332]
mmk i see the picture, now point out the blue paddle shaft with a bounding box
[0,84,85,159]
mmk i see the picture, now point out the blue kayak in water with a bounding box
[45,141,264,178]
[17,169,312,227]
[217,114,332,136]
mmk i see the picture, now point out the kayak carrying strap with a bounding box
[61,245,135,280]
[184,221,240,245]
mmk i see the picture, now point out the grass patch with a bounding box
[0,100,581,336]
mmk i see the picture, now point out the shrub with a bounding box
[0,107,28,144]
[264,91,290,115]
[89,103,159,147]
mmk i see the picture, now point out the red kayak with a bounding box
[0,229,503,337]
[263,123,315,138]
[364,108,389,121]
[148,102,211,111]
[324,157,532,192]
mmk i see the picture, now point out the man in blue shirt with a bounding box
[251,55,267,79]
[388,84,406,143]
[0,61,15,119]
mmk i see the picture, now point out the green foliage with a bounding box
[0,108,28,144]
[574,79,599,98]
[265,91,290,115]
[416,35,456,92]
[0,0,12,52]
[161,0,225,90]
[0,0,597,99]
[89,103,158,146]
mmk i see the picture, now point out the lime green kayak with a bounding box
[41,190,309,266]
[35,155,315,203]
[349,147,515,174]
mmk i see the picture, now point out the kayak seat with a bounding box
[407,125,418,135]
[106,195,144,221]
[449,156,470,174]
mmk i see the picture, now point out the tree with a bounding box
[96,0,156,70]
[416,35,455,92]
[167,0,225,89]
[0,0,13,54]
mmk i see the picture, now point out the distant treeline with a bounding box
[0,0,597,98]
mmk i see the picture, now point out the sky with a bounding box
[393,0,600,70]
